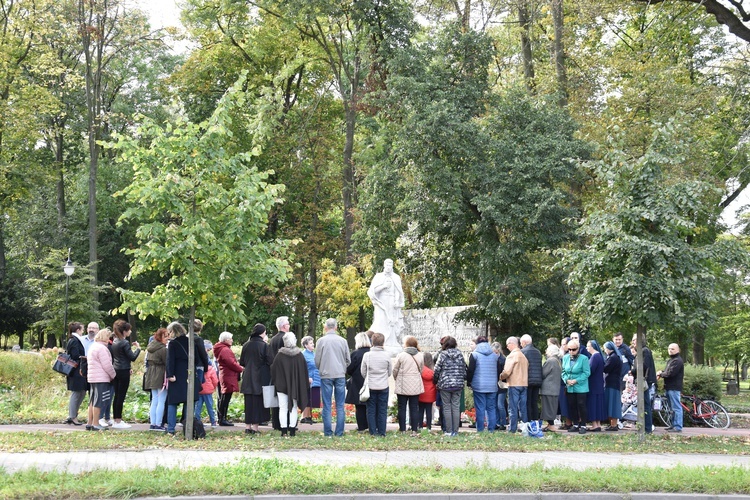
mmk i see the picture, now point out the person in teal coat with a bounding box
[561,339,590,434]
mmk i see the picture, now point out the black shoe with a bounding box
[290,427,297,437]
[65,418,83,426]
[495,424,506,431]
[666,428,682,433]
[578,426,587,434]
[219,420,234,427]
[664,426,674,430]
[468,423,476,428]
[245,428,258,435]
[605,425,619,432]
[85,425,93,431]
[567,425,579,433]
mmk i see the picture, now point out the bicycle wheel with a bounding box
[654,395,673,427]
[701,400,731,429]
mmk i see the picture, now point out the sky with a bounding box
[133,0,182,30]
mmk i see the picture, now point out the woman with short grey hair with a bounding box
[346,332,372,432]
[270,332,309,436]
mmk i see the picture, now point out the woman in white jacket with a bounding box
[361,332,392,436]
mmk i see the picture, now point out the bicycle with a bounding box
[653,393,731,429]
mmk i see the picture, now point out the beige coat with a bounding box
[393,350,425,396]
[500,348,529,387]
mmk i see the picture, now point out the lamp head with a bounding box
[63,257,74,276]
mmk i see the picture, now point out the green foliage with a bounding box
[558,120,748,333]
[681,365,723,401]
[25,248,103,344]
[109,73,292,326]
[314,258,371,330]
[360,24,589,334]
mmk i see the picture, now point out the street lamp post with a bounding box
[63,248,74,344]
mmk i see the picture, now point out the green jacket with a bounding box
[562,353,590,394]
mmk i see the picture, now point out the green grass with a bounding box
[1,460,749,499]
[0,428,748,454]
[723,392,750,413]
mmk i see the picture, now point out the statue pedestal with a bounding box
[384,345,403,358]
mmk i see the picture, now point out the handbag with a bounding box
[359,378,370,402]
[262,385,279,408]
[52,352,78,376]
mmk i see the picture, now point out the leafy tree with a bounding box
[359,24,588,336]
[25,248,103,347]
[557,120,747,437]
[314,258,371,336]
[109,74,292,439]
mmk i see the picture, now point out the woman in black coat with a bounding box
[65,322,87,425]
[240,323,273,434]
[345,332,371,432]
[165,321,209,435]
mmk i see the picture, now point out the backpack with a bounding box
[183,417,206,439]
[523,420,544,438]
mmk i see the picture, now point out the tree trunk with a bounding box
[55,131,66,233]
[550,0,567,106]
[186,305,196,441]
[0,221,5,281]
[342,101,356,263]
[307,263,318,339]
[635,323,646,443]
[518,1,535,93]
[692,330,705,365]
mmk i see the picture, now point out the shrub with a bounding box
[682,365,723,401]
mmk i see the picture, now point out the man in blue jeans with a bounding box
[314,318,351,437]
[499,336,529,433]
[658,343,684,433]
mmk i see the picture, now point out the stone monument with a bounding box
[401,305,487,354]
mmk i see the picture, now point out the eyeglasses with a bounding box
[569,348,579,352]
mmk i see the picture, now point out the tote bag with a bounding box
[262,385,279,408]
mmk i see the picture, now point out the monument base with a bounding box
[384,345,403,358]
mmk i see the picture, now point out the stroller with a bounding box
[619,374,638,429]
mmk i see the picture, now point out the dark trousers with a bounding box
[567,392,588,427]
[367,389,389,436]
[418,402,433,430]
[355,403,368,431]
[397,394,420,432]
[217,391,232,422]
[527,385,541,421]
[271,407,281,430]
[112,369,131,420]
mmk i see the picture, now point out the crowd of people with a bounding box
[62,316,685,436]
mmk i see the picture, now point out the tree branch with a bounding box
[632,0,750,43]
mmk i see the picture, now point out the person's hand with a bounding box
[567,379,576,386]
[169,376,176,382]
[132,341,139,348]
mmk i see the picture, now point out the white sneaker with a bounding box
[111,422,131,429]
[98,419,109,427]
[108,419,114,426]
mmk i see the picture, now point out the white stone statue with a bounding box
[368,259,405,350]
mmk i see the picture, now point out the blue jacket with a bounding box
[468,342,499,393]
[303,349,320,388]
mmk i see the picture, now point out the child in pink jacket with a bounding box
[195,363,218,428]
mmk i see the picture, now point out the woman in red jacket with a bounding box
[419,352,437,431]
[213,331,244,426]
